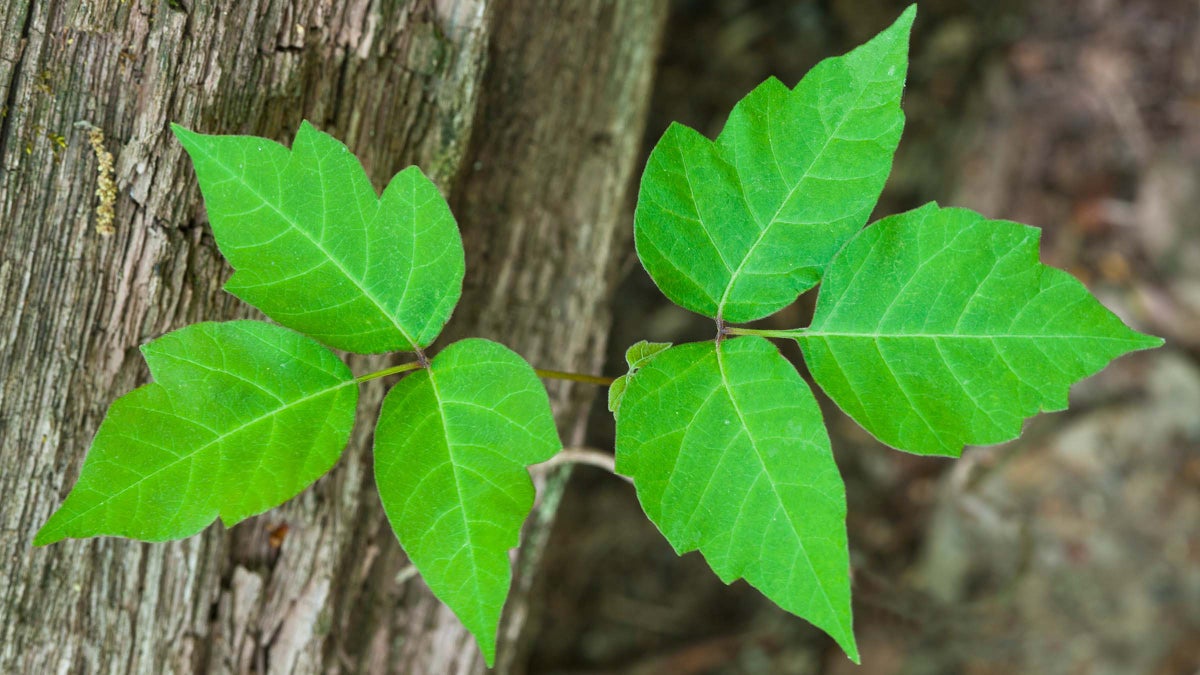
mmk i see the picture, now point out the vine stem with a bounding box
[354,362,615,386]
[354,361,424,383]
[534,369,615,386]
[724,326,805,339]
[532,447,631,484]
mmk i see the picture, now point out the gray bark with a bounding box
[0,0,665,672]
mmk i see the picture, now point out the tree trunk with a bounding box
[0,1,665,672]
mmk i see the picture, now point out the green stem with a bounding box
[535,369,616,387]
[724,326,805,339]
[355,362,615,387]
[354,361,424,383]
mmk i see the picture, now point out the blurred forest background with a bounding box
[526,0,1200,673]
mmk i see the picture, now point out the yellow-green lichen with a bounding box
[77,122,116,236]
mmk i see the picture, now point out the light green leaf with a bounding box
[173,122,464,354]
[35,321,358,545]
[615,337,856,661]
[373,339,562,667]
[634,6,914,323]
[607,375,628,415]
[625,340,673,369]
[798,203,1164,456]
[610,340,674,416]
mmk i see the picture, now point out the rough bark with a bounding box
[0,1,665,673]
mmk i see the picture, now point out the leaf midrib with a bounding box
[424,366,488,630]
[193,141,418,349]
[801,332,1148,341]
[713,343,847,641]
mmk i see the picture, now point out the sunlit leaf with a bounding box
[374,339,561,667]
[174,122,464,354]
[36,321,357,545]
[798,203,1163,456]
[615,337,856,661]
[634,6,914,322]
[610,340,674,416]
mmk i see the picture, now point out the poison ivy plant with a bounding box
[42,123,543,668]
[36,3,1163,669]
[621,2,1159,664]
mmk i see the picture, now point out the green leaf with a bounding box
[373,338,562,667]
[634,6,914,323]
[607,375,628,415]
[615,337,856,661]
[35,321,358,545]
[798,203,1164,457]
[625,340,673,369]
[173,122,464,354]
[610,340,674,416]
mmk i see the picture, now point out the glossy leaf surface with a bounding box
[374,339,561,666]
[174,122,464,353]
[36,321,357,545]
[615,337,856,661]
[798,204,1163,456]
[634,6,914,322]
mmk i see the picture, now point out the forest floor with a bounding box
[526,1,1200,673]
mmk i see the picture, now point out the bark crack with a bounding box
[0,3,35,179]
